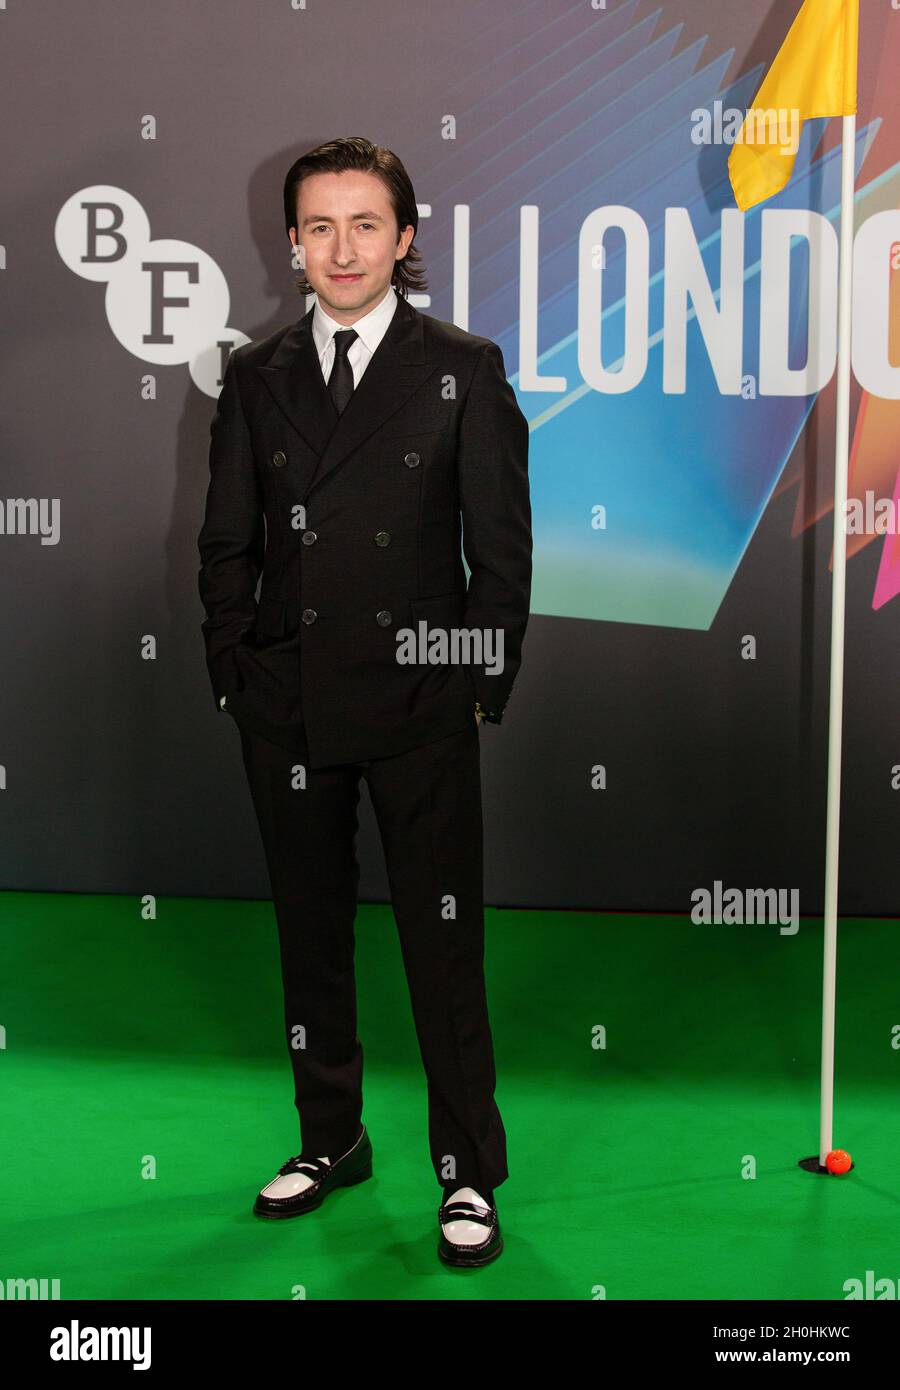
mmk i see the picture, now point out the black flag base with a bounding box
[798,1155,856,1175]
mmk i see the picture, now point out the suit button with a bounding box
[272,450,287,467]
[374,531,391,547]
[375,610,392,627]
[301,530,318,546]
[301,608,317,624]
[403,451,420,468]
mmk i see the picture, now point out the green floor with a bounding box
[1,891,896,1300]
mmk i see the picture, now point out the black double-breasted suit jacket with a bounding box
[197,289,532,770]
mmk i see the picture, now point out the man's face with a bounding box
[289,170,415,325]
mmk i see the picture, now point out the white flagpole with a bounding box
[818,110,856,1169]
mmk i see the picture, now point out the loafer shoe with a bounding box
[437,1187,503,1267]
[253,1124,372,1219]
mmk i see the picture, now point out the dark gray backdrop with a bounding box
[1,0,896,914]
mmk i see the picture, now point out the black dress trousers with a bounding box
[237,716,508,1197]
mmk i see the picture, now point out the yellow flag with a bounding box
[728,0,859,212]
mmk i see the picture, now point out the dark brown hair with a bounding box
[282,135,427,298]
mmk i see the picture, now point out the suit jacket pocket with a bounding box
[255,594,287,640]
[409,591,473,679]
[407,591,478,712]
[379,415,450,441]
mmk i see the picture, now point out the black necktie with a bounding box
[328,329,358,415]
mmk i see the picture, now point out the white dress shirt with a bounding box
[312,281,398,387]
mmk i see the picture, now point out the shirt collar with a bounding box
[312,282,398,358]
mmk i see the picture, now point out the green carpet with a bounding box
[1,891,897,1300]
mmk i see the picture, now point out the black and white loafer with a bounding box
[253,1124,372,1219]
[437,1187,503,1267]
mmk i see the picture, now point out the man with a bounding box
[197,136,531,1268]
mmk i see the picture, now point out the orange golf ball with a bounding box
[825,1149,852,1174]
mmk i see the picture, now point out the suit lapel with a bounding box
[256,291,436,501]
